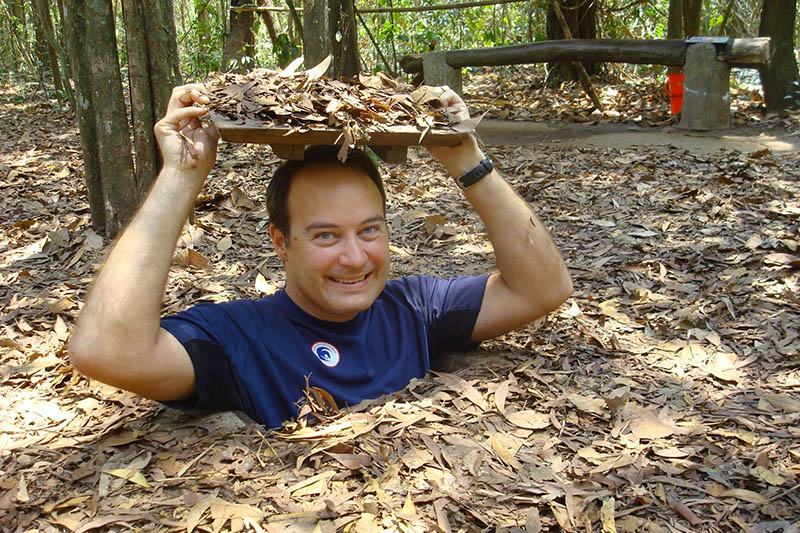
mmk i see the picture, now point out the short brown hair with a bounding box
[267,146,386,238]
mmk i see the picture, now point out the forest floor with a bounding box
[1,67,799,532]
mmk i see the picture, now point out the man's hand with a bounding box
[434,85,470,123]
[425,86,485,178]
[155,84,219,181]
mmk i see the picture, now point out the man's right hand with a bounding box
[155,84,219,181]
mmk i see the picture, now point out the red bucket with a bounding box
[664,73,684,114]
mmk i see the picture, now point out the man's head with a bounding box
[267,146,390,323]
[267,146,386,238]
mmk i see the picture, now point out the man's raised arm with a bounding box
[427,88,573,343]
[69,85,219,401]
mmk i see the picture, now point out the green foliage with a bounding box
[274,33,301,68]
[176,0,226,77]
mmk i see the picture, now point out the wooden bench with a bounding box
[400,38,772,131]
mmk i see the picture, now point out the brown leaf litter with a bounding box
[1,70,799,532]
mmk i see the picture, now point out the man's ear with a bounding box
[269,223,288,262]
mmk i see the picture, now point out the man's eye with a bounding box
[317,232,333,240]
[362,226,380,236]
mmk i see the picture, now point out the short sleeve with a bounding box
[395,274,489,353]
[160,306,255,415]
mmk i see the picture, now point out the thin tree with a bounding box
[681,0,702,37]
[303,0,329,70]
[63,0,179,237]
[666,0,703,39]
[63,0,138,238]
[303,0,359,77]
[122,0,182,197]
[30,0,63,92]
[330,0,359,77]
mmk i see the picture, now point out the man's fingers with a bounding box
[166,84,209,113]
[180,116,202,133]
[162,105,208,129]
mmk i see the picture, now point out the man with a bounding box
[69,84,573,428]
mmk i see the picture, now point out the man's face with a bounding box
[270,163,390,322]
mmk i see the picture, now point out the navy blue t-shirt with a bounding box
[160,274,488,428]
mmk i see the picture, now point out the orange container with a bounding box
[664,73,684,114]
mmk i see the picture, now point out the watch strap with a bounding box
[455,155,493,189]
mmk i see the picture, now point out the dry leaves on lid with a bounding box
[204,56,470,160]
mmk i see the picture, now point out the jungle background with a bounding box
[1,0,800,531]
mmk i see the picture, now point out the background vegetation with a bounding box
[1,0,796,87]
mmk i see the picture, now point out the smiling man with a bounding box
[69,84,573,428]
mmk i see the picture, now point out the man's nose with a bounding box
[338,236,367,268]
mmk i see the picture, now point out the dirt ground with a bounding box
[477,119,800,154]
[1,75,799,532]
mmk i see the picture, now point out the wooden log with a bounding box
[400,38,771,73]
[727,37,774,68]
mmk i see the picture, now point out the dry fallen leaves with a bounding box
[1,70,799,532]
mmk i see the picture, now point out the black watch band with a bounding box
[455,155,493,189]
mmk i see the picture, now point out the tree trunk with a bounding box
[85,0,137,237]
[329,0,359,77]
[31,0,64,91]
[122,0,157,198]
[31,1,50,82]
[758,0,800,111]
[284,0,303,46]
[546,0,598,81]
[8,0,27,40]
[53,0,75,106]
[62,0,104,232]
[256,0,280,52]
[682,0,702,37]
[666,0,683,74]
[145,0,181,117]
[63,0,138,238]
[221,0,255,72]
[122,0,182,198]
[667,0,682,39]
[303,0,330,71]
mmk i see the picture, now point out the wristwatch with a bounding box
[455,155,493,189]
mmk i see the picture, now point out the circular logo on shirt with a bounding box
[311,342,340,367]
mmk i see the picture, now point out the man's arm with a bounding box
[427,88,573,343]
[69,85,219,401]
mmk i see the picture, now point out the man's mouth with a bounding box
[329,273,369,285]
